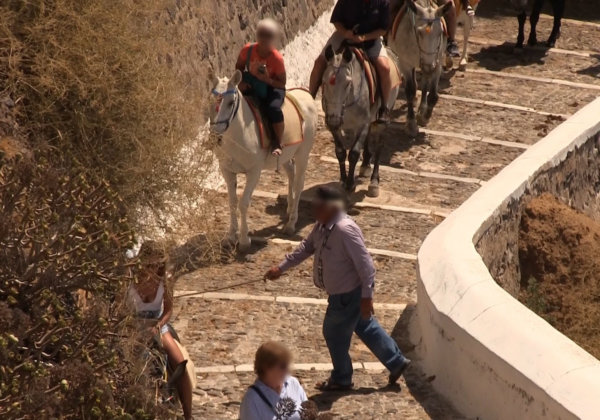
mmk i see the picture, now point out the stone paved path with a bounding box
[174,3,600,418]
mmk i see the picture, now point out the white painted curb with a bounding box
[414,98,600,419]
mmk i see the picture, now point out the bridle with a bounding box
[410,9,444,70]
[323,58,365,121]
[210,87,240,131]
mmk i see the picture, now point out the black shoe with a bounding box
[388,358,411,386]
[376,106,390,124]
[446,40,460,57]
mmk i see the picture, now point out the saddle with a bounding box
[244,88,307,150]
[349,48,402,106]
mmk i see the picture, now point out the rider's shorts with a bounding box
[320,32,388,61]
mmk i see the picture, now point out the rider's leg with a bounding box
[266,87,285,156]
[310,32,345,98]
[161,332,193,420]
[443,1,460,57]
[368,39,392,123]
[309,55,327,99]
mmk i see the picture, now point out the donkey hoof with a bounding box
[417,114,429,127]
[444,56,453,70]
[345,183,356,193]
[459,59,467,71]
[407,120,419,137]
[238,239,251,253]
[359,166,372,178]
[367,184,380,198]
[282,223,296,236]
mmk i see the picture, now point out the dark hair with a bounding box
[254,341,292,379]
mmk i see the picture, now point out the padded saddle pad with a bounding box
[245,88,307,150]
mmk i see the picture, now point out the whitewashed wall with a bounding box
[413,98,600,419]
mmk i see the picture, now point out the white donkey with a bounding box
[210,70,317,251]
[389,0,452,137]
[445,0,480,70]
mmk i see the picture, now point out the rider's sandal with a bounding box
[315,378,354,391]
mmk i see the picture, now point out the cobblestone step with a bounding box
[192,367,463,419]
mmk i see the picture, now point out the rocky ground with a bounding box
[173,2,600,419]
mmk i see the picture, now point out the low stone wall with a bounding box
[412,98,600,419]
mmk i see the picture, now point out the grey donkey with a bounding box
[321,45,400,197]
[388,0,452,137]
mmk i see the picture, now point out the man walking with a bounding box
[265,187,411,390]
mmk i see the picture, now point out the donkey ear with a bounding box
[342,47,353,63]
[325,44,335,62]
[436,0,453,17]
[407,0,417,13]
[230,69,243,86]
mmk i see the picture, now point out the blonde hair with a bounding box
[257,18,280,37]
[254,341,292,378]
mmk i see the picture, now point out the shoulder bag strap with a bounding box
[249,384,276,414]
[245,43,255,71]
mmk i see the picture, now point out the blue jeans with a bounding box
[322,287,408,385]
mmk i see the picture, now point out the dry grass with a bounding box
[0,0,215,240]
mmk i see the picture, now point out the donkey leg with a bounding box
[423,72,441,123]
[528,0,544,46]
[359,136,372,178]
[547,0,564,47]
[282,159,296,220]
[405,70,419,137]
[238,168,262,252]
[516,11,526,49]
[220,168,238,245]
[284,153,309,235]
[346,128,367,193]
[417,80,430,127]
[333,132,348,185]
[367,132,383,198]
[459,15,473,70]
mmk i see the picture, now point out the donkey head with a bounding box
[321,44,357,130]
[407,0,452,73]
[209,69,242,134]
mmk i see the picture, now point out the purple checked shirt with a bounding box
[278,212,375,298]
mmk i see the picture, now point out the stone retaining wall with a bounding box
[412,98,600,419]
[165,0,330,108]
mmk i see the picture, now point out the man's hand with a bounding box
[352,34,366,44]
[360,298,374,320]
[264,266,282,281]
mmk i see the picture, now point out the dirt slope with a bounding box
[519,193,600,359]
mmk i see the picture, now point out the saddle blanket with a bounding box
[245,88,308,150]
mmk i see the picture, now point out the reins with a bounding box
[323,56,366,119]
[210,87,241,130]
[174,277,267,299]
[408,7,444,70]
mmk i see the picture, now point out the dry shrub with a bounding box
[0,0,221,417]
[0,0,215,239]
[0,152,168,418]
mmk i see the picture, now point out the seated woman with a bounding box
[240,342,308,420]
[235,18,286,156]
[128,241,193,420]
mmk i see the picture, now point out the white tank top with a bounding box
[129,281,164,314]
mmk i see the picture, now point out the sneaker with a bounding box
[466,5,475,16]
[376,106,390,124]
[446,40,460,57]
[272,147,282,156]
[388,358,412,386]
